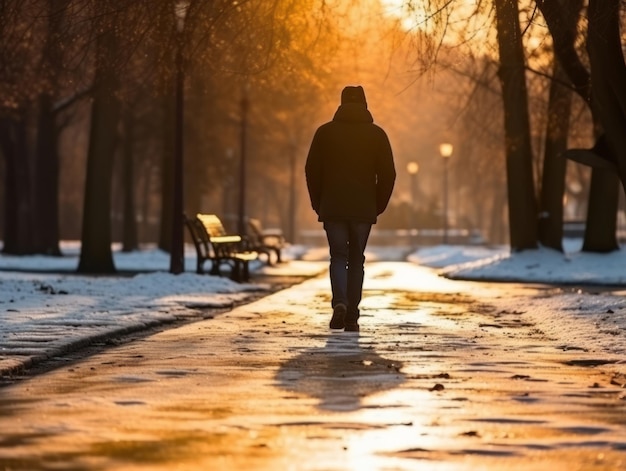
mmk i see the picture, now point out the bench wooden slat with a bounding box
[184,213,258,282]
[246,218,286,265]
[210,235,242,244]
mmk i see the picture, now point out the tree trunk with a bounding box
[538,58,571,251]
[581,0,625,252]
[0,119,32,255]
[156,1,177,253]
[33,93,61,255]
[582,170,619,252]
[587,0,626,151]
[0,117,34,254]
[536,0,591,103]
[159,92,174,252]
[494,0,538,251]
[0,119,19,253]
[139,160,153,243]
[77,24,121,273]
[538,0,620,252]
[121,107,138,252]
[31,0,69,256]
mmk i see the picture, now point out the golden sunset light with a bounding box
[2,1,626,469]
[380,0,434,32]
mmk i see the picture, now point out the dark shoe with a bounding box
[330,303,347,329]
[344,309,359,332]
[344,322,359,332]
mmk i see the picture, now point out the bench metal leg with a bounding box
[228,260,249,282]
[210,260,221,276]
[230,261,242,282]
[242,261,250,282]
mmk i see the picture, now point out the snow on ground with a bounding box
[413,239,626,285]
[410,240,626,359]
[1,240,625,372]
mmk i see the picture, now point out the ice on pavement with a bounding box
[1,240,625,373]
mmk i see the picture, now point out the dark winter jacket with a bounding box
[305,103,396,224]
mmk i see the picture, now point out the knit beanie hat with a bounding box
[341,86,367,107]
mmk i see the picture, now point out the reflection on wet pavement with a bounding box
[276,334,405,411]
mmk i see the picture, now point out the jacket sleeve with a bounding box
[375,130,396,215]
[305,129,323,214]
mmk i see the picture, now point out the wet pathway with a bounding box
[1,263,625,470]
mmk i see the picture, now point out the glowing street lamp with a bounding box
[407,162,419,246]
[439,143,453,244]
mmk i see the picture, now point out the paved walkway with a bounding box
[0,260,326,377]
[1,262,625,470]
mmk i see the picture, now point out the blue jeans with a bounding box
[323,221,372,320]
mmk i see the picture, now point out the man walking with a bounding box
[305,85,396,331]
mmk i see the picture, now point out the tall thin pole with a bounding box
[237,90,249,236]
[410,171,417,246]
[443,157,449,244]
[169,30,185,274]
[407,161,419,248]
[289,143,296,243]
[439,143,453,245]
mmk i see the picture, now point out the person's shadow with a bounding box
[275,334,405,412]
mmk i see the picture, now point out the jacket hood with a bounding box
[341,86,367,106]
[332,103,374,123]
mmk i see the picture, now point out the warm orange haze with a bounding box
[0,0,615,259]
[2,1,626,469]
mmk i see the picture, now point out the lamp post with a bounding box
[169,1,189,274]
[406,161,419,247]
[237,87,249,236]
[222,148,234,216]
[439,143,453,244]
[288,138,297,244]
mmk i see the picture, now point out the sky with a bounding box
[1,239,625,374]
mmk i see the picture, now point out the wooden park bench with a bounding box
[246,217,286,265]
[184,213,258,282]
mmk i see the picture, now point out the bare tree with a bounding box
[494,0,537,250]
[0,1,40,254]
[538,0,620,252]
[77,0,123,273]
[537,57,571,250]
[583,0,625,252]
[33,0,73,255]
[1,0,91,255]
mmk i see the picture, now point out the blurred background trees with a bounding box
[0,0,624,272]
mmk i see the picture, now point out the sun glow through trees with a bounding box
[378,0,495,54]
[380,0,434,32]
